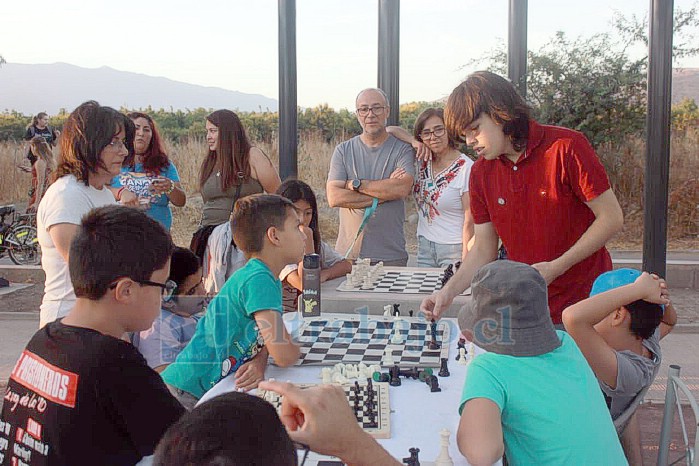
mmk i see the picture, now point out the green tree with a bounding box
[473,6,699,148]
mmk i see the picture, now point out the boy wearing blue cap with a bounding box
[562,268,676,464]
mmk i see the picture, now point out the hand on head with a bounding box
[633,272,670,305]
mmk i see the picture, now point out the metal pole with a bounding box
[657,365,681,465]
[378,0,399,126]
[278,0,297,180]
[507,0,528,97]
[643,0,673,277]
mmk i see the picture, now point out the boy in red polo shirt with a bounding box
[421,71,624,324]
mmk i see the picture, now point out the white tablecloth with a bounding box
[199,314,497,466]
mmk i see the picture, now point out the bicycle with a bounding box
[0,205,41,265]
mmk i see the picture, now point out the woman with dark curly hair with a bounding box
[110,112,186,230]
[37,101,134,327]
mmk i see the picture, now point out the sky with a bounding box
[2,0,698,110]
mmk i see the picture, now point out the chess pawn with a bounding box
[457,347,468,365]
[332,372,348,384]
[383,348,394,366]
[321,367,333,384]
[434,428,454,466]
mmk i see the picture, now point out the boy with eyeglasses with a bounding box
[132,247,209,372]
[0,205,185,466]
[326,88,416,265]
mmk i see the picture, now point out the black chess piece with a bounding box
[428,319,441,350]
[409,310,414,317]
[455,337,466,361]
[373,371,389,383]
[402,447,420,465]
[438,357,450,377]
[389,365,402,386]
[398,367,420,380]
[440,263,454,287]
[425,374,441,393]
[392,303,400,316]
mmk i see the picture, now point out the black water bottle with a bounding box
[301,253,321,317]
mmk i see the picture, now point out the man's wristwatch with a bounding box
[351,179,362,192]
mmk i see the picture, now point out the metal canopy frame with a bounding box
[277,0,673,273]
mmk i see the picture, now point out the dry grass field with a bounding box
[1,130,697,251]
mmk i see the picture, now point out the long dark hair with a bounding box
[54,101,135,185]
[125,112,169,174]
[276,179,321,255]
[199,110,251,192]
[445,71,531,152]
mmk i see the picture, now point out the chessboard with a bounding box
[289,315,451,368]
[338,269,446,294]
[257,380,391,438]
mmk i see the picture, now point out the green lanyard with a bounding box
[342,197,378,260]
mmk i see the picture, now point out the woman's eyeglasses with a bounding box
[419,126,446,140]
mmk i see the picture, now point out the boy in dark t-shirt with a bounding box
[0,205,185,466]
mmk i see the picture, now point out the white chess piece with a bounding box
[467,342,475,364]
[321,367,332,384]
[332,372,348,384]
[391,330,403,344]
[383,347,394,366]
[383,304,392,317]
[434,428,454,466]
[457,347,468,365]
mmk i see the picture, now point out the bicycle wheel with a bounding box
[7,225,41,265]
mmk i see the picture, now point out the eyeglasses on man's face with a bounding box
[109,278,177,301]
[356,105,387,117]
[419,126,446,140]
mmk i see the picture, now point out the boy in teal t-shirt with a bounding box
[457,261,627,466]
[162,194,304,408]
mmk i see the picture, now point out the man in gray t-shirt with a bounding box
[327,88,415,265]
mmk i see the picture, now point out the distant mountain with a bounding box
[0,62,278,114]
[673,68,699,105]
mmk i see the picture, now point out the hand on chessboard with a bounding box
[258,380,401,466]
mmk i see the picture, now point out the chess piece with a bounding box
[457,347,468,365]
[409,310,414,317]
[392,303,400,316]
[383,347,394,366]
[438,357,450,377]
[455,338,466,361]
[373,371,389,383]
[321,367,332,384]
[425,374,441,392]
[391,329,403,344]
[402,447,420,466]
[434,428,454,466]
[440,263,454,287]
[389,365,401,387]
[428,319,441,350]
[383,304,392,317]
[398,367,420,380]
